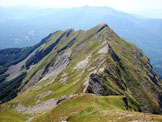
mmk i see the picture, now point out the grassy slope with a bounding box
[21,29,83,88]
[106,29,162,113]
[32,94,162,122]
[32,94,129,122]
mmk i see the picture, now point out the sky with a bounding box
[0,0,162,18]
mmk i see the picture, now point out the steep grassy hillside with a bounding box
[0,24,162,121]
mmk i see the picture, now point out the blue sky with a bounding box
[0,0,162,18]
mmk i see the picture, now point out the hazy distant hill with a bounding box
[0,6,162,77]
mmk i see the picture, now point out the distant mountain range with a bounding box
[0,6,162,77]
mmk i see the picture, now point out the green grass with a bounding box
[0,110,28,122]
[0,103,30,122]
[32,94,128,122]
[32,94,162,122]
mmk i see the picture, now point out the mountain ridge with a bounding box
[1,6,162,78]
[0,24,162,121]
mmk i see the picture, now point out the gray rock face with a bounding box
[74,55,91,70]
[22,68,45,91]
[5,48,38,81]
[41,50,72,82]
[74,42,86,52]
[36,90,53,99]
[147,70,160,86]
[87,73,105,95]
[98,41,109,54]
[16,99,56,114]
[22,50,72,90]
